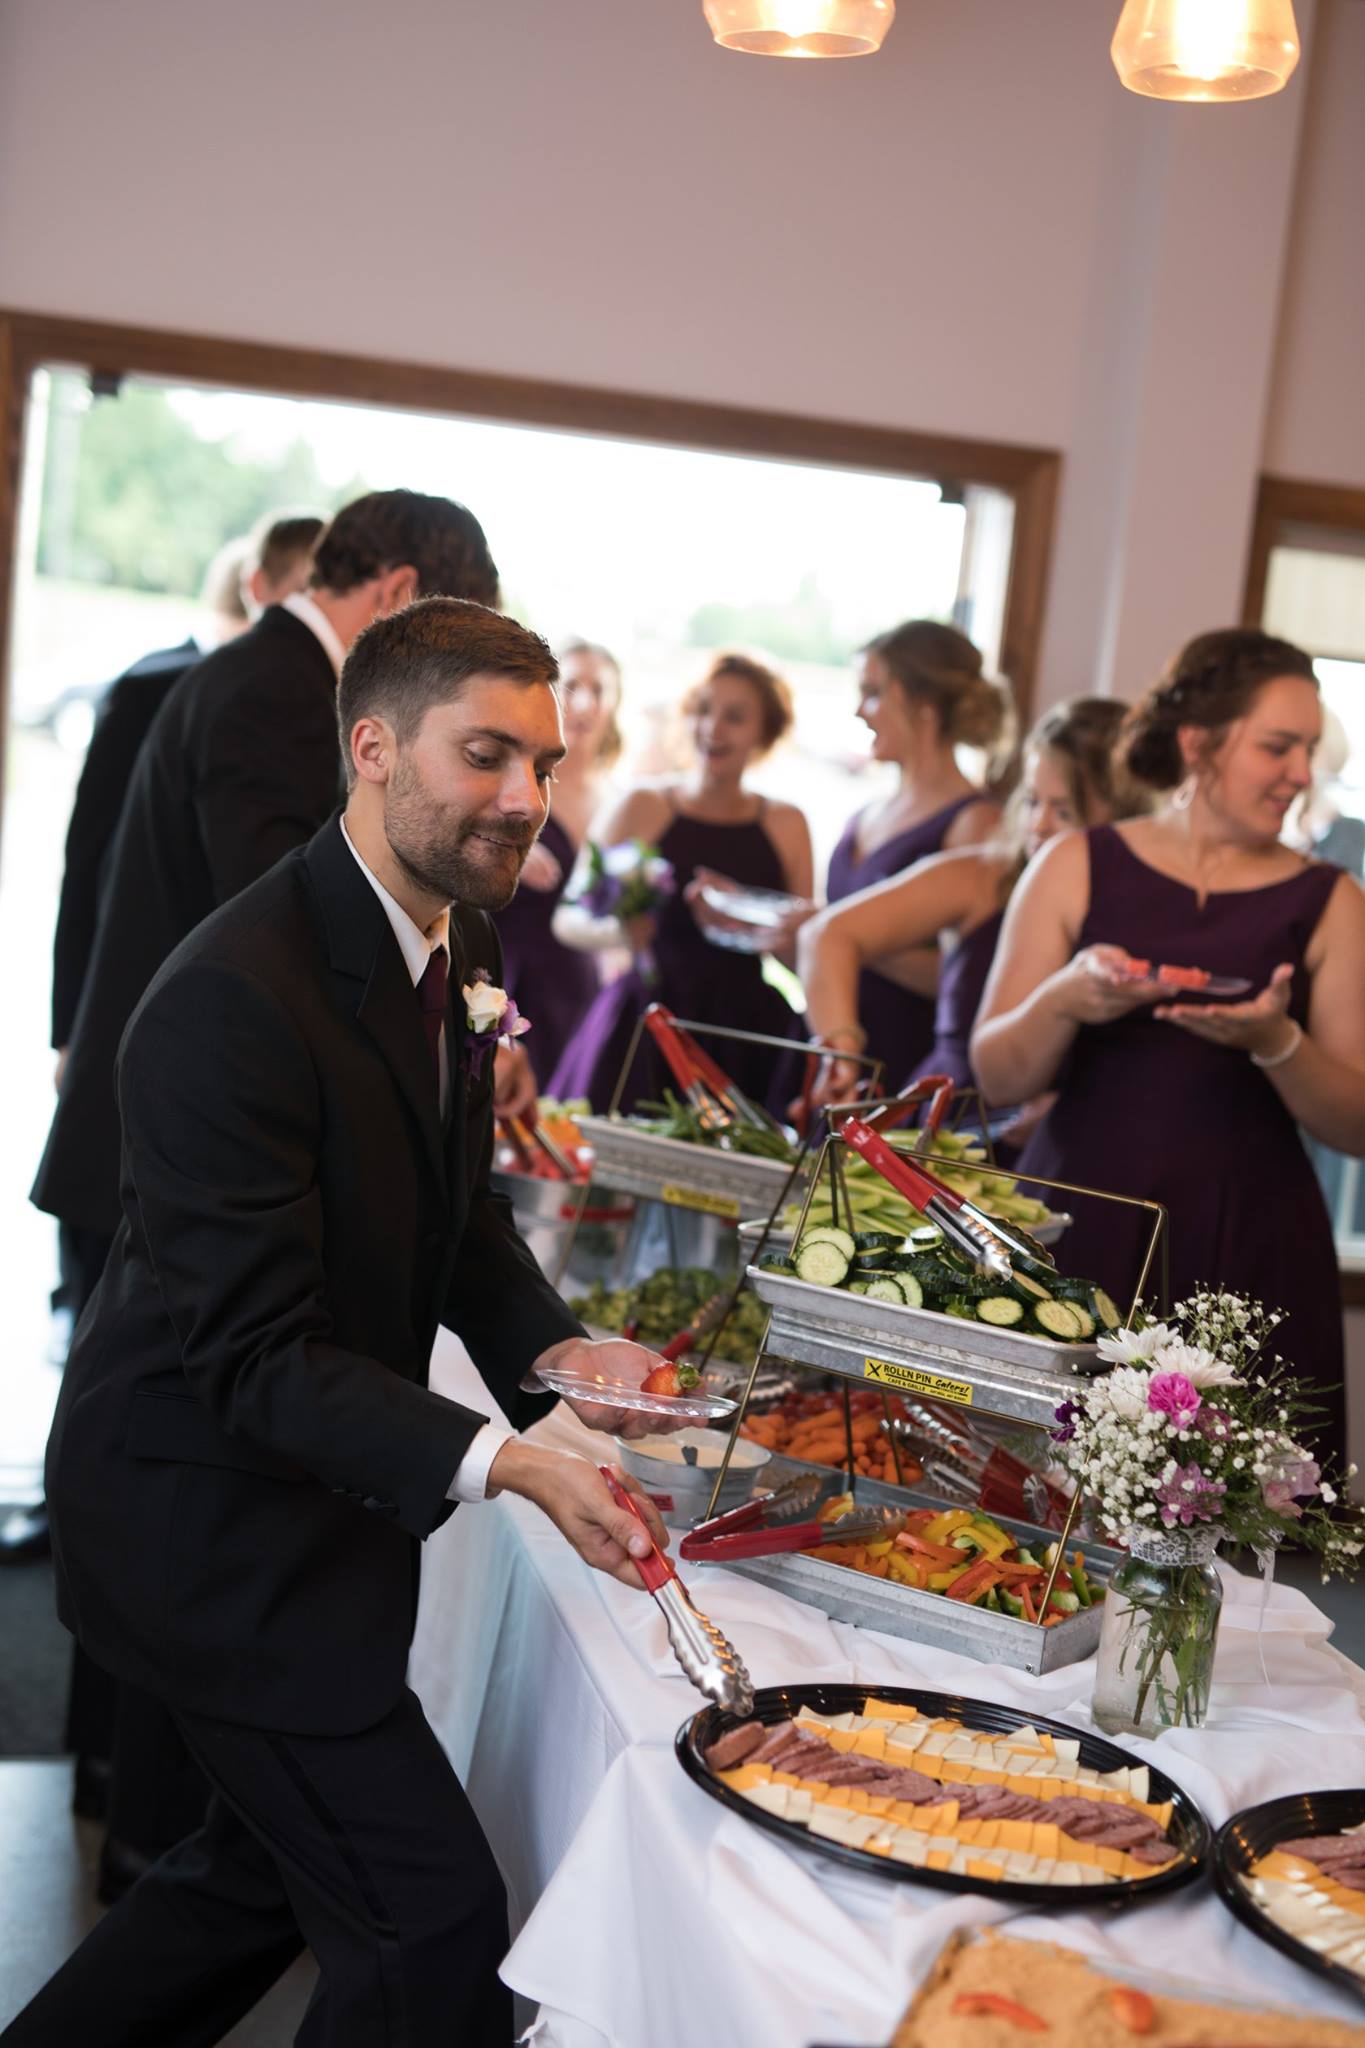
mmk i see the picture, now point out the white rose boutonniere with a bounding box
[460,967,530,1080]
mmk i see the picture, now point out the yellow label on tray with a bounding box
[660,1182,742,1220]
[863,1358,974,1405]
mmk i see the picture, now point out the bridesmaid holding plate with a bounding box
[972,629,1365,1463]
[550,653,813,1114]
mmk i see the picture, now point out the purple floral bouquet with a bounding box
[571,838,675,986]
[1052,1287,1363,1568]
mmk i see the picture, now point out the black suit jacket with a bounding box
[50,639,200,1049]
[46,816,578,1736]
[33,605,342,1236]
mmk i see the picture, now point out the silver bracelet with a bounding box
[1250,1022,1303,1071]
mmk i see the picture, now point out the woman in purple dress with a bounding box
[495,641,623,1091]
[821,621,1009,1084]
[549,653,813,1113]
[800,700,1145,1098]
[973,631,1365,1464]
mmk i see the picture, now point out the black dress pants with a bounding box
[1,1687,511,2048]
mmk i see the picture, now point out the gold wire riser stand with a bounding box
[703,1086,1169,1623]
[550,1006,884,1383]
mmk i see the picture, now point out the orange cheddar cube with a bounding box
[925,1850,953,1872]
[996,1820,1032,1852]
[852,1729,887,1759]
[929,1801,960,1835]
[1097,1846,1127,1877]
[1031,1822,1061,1860]
[967,1859,1005,1882]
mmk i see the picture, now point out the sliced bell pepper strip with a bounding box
[897,1532,968,1568]
[928,1564,972,1591]
[944,1557,1003,1603]
[951,1993,1048,2031]
[923,1509,976,1543]
[1020,1580,1038,1625]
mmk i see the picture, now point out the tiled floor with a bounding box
[0,1760,315,2043]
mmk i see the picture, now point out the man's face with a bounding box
[384,675,565,909]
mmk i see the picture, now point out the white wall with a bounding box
[0,0,1350,709]
[1263,0,1365,487]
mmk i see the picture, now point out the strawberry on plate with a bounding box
[640,1361,702,1398]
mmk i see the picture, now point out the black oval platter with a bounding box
[676,1681,1208,1907]
[1213,1789,1365,2001]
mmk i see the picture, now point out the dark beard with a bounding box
[385,763,537,910]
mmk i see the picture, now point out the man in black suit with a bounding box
[47,511,323,1086]
[33,489,499,1273]
[29,490,503,1881]
[3,599,671,2048]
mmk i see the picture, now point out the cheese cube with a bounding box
[720,1763,772,1791]
[925,1849,953,1872]
[967,1858,1006,1883]
[930,1801,961,1835]
[744,1783,792,1819]
[852,1728,887,1760]
[1096,1847,1127,1876]
[997,1820,1032,1852]
[1031,1822,1062,1860]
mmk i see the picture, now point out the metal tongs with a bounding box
[600,1467,755,1715]
[887,1399,1073,1530]
[643,1004,786,1143]
[839,1115,1033,1281]
[680,1477,904,1563]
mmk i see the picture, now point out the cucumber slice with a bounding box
[976,1294,1025,1327]
[908,1224,942,1249]
[941,1296,978,1321]
[1067,1304,1096,1340]
[864,1276,908,1304]
[846,1278,874,1296]
[1090,1287,1122,1332]
[1009,1269,1053,1302]
[757,1254,796,1274]
[794,1224,857,1259]
[895,1272,924,1309]
[1033,1298,1085,1341]
[854,1230,903,1252]
[1012,1252,1059,1289]
[793,1238,852,1288]
[852,1250,899,1272]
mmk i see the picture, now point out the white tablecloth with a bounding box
[411,1335,1365,2048]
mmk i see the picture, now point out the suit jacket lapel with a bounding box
[306,816,449,1199]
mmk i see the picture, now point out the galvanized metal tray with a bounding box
[707,1464,1113,1674]
[746,1267,1103,1429]
[578,1116,806,1219]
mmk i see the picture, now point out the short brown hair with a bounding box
[313,490,499,607]
[682,651,793,752]
[863,618,1012,761]
[1029,697,1147,823]
[251,510,325,588]
[1121,628,1317,790]
[337,598,558,785]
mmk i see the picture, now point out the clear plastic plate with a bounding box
[535,1365,738,1422]
[697,881,805,929]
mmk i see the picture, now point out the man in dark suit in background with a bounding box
[2,599,670,2048]
[29,489,502,1885]
[47,512,324,1087]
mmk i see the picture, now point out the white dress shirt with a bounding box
[281,590,348,678]
[340,817,514,1504]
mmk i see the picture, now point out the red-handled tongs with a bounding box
[643,1004,784,1139]
[680,1485,903,1564]
[600,1468,755,1714]
[840,1116,1017,1280]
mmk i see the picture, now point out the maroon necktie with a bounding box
[416,945,448,1084]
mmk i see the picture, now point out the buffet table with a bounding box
[411,1334,1365,2048]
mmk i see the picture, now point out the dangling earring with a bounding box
[1172,775,1196,813]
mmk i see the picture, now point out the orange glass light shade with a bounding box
[1111,0,1300,101]
[703,0,895,59]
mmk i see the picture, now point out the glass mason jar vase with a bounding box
[1092,1524,1223,1738]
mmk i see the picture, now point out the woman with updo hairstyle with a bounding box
[800,697,1148,1104]
[973,628,1365,1463]
[550,651,813,1113]
[493,640,625,1089]
[819,620,1011,1084]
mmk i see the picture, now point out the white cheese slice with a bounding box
[1053,1738,1081,1763]
[889,1830,929,1865]
[744,1783,791,1819]
[1050,1862,1086,1886]
[808,1808,863,1845]
[1077,1865,1108,1886]
[887,1721,929,1753]
[1050,1759,1080,1783]
[843,1815,884,1847]
[1003,1851,1039,1880]
[787,1789,814,1824]
[920,1730,953,1757]
[1126,1765,1149,1803]
[943,1737,978,1761]
[947,1849,972,1874]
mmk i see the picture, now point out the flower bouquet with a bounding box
[571,839,675,985]
[1050,1289,1363,1736]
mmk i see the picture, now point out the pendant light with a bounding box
[703,0,895,59]
[1111,0,1300,101]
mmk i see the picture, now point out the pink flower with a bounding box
[1147,1372,1202,1430]
[1195,1406,1232,1445]
[1263,1454,1321,1520]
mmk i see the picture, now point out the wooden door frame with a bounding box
[1242,472,1365,1307]
[0,305,1061,841]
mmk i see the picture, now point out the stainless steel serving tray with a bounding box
[578,1116,807,1219]
[709,1462,1114,1674]
[747,1267,1103,1429]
